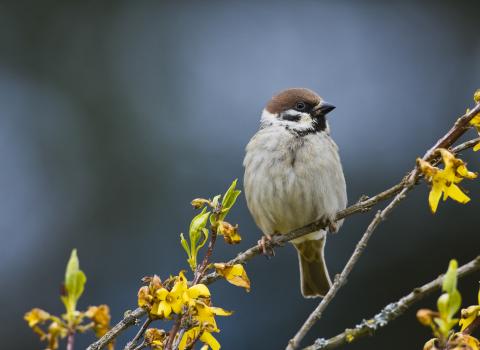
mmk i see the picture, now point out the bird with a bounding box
[243,88,347,298]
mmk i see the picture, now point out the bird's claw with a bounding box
[327,218,339,233]
[258,234,275,257]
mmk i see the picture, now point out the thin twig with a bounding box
[86,103,480,350]
[132,340,146,350]
[286,103,480,350]
[124,318,152,350]
[86,308,147,350]
[67,330,75,350]
[302,255,480,350]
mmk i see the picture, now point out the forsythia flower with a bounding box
[417,149,477,213]
[152,272,189,318]
[214,263,250,291]
[25,308,51,328]
[447,333,480,350]
[459,287,480,331]
[145,328,167,350]
[217,221,242,244]
[193,301,232,332]
[138,275,162,309]
[85,305,111,338]
[469,89,480,151]
[179,326,220,350]
[138,272,212,318]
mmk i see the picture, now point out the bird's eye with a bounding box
[295,102,306,111]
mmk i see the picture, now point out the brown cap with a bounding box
[265,88,322,114]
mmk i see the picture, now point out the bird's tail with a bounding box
[294,238,331,298]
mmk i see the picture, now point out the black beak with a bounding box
[314,101,336,116]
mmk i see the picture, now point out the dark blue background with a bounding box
[1,1,480,349]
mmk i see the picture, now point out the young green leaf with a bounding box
[61,249,87,322]
[443,259,458,293]
[219,179,241,221]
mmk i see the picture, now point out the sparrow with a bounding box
[243,88,347,298]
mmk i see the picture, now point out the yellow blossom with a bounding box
[448,333,480,350]
[193,301,232,331]
[85,305,111,338]
[217,221,242,244]
[46,321,68,350]
[179,326,220,350]
[459,305,480,331]
[459,287,480,331]
[145,328,166,350]
[25,308,51,328]
[416,309,439,327]
[138,275,162,310]
[214,263,250,291]
[417,149,477,213]
[152,272,188,318]
[183,283,211,307]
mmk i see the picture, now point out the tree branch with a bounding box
[124,318,151,350]
[87,103,480,350]
[302,255,480,350]
[86,308,147,350]
[286,103,480,350]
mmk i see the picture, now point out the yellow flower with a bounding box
[152,273,188,318]
[417,149,477,213]
[416,309,439,327]
[85,305,111,338]
[448,333,480,350]
[193,301,232,331]
[183,283,211,307]
[138,275,162,310]
[214,263,251,291]
[459,305,480,331]
[145,328,166,350]
[217,221,242,244]
[474,89,480,104]
[24,308,51,328]
[179,326,220,350]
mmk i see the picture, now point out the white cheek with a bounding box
[260,109,313,130]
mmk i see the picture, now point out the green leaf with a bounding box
[180,233,191,259]
[437,293,449,319]
[62,249,87,322]
[219,179,241,221]
[197,228,209,251]
[189,208,210,245]
[448,289,462,319]
[211,195,221,208]
[442,259,458,293]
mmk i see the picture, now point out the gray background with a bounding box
[1,1,480,349]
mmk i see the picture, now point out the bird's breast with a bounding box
[243,129,347,235]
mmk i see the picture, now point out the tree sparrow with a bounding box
[243,88,347,298]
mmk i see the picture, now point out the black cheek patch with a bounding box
[281,114,301,122]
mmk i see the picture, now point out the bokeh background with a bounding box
[2,1,480,349]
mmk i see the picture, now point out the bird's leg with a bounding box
[257,233,276,257]
[327,217,339,233]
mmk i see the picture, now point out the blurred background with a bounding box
[1,1,480,349]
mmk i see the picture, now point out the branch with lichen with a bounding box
[302,255,480,350]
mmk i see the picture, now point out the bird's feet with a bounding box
[257,233,276,257]
[327,217,339,233]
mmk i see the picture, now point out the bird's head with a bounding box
[261,88,336,135]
